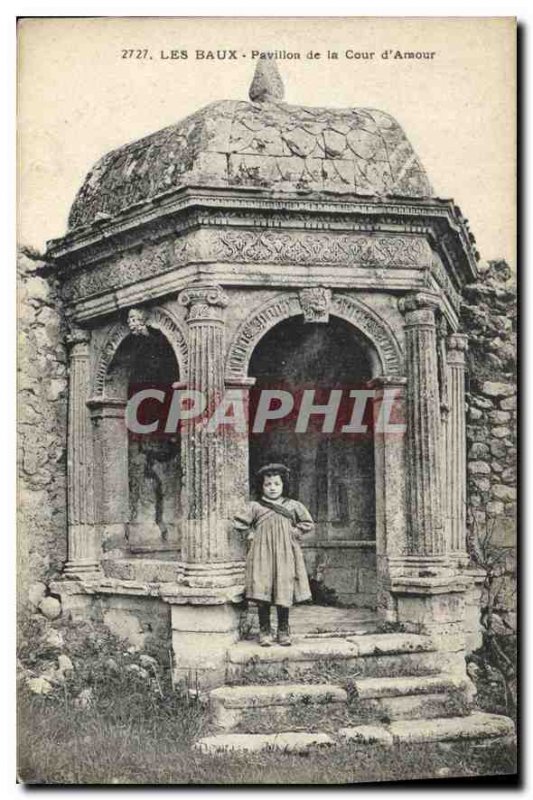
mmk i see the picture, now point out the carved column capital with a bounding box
[179,284,228,323]
[447,333,469,365]
[66,325,91,350]
[398,292,442,327]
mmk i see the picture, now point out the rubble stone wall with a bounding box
[462,259,517,632]
[18,248,68,607]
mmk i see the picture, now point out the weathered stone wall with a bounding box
[462,259,517,631]
[18,247,68,606]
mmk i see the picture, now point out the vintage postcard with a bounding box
[17,16,517,785]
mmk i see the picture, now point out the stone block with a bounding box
[39,596,61,620]
[171,603,241,688]
[352,674,460,700]
[171,603,240,633]
[388,712,515,743]
[492,426,511,439]
[489,410,511,424]
[468,461,490,475]
[364,693,456,721]
[28,582,47,608]
[470,476,490,493]
[490,517,516,548]
[103,608,145,649]
[492,484,516,502]
[469,443,489,458]
[396,591,465,629]
[490,441,507,458]
[481,382,515,398]
[210,683,347,730]
[500,396,517,411]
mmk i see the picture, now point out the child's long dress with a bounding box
[234,499,314,608]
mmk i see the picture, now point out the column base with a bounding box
[63,560,102,579]
[179,560,246,589]
[387,555,455,579]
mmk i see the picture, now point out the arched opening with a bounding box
[105,328,182,554]
[248,315,377,608]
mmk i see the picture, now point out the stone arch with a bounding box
[92,306,189,397]
[225,291,403,380]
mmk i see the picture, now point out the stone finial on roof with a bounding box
[249,60,285,103]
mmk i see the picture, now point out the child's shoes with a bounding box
[277,630,292,646]
[259,631,273,647]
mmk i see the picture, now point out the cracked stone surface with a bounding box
[69,98,432,229]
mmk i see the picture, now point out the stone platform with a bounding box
[192,622,515,754]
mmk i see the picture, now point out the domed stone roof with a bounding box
[68,62,433,231]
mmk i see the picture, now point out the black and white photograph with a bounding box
[15,14,517,786]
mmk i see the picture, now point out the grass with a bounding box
[18,688,517,785]
[16,614,518,785]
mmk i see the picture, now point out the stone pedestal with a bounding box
[163,587,243,688]
[391,575,469,676]
[462,568,486,654]
[64,328,100,577]
[178,284,245,588]
[446,334,469,566]
[88,398,129,553]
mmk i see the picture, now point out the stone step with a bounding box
[386,712,515,744]
[210,683,347,730]
[353,673,461,699]
[226,633,438,683]
[193,712,515,753]
[351,674,475,722]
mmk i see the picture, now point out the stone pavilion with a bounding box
[44,62,514,748]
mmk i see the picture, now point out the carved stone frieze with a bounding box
[63,240,172,303]
[63,226,433,306]
[188,229,433,269]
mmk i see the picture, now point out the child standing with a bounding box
[234,464,314,646]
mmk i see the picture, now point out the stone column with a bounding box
[369,376,408,620]
[64,327,100,576]
[224,376,256,561]
[87,398,129,553]
[398,292,447,565]
[394,296,469,674]
[446,334,469,563]
[178,285,243,587]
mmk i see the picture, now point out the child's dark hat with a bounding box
[256,463,291,477]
